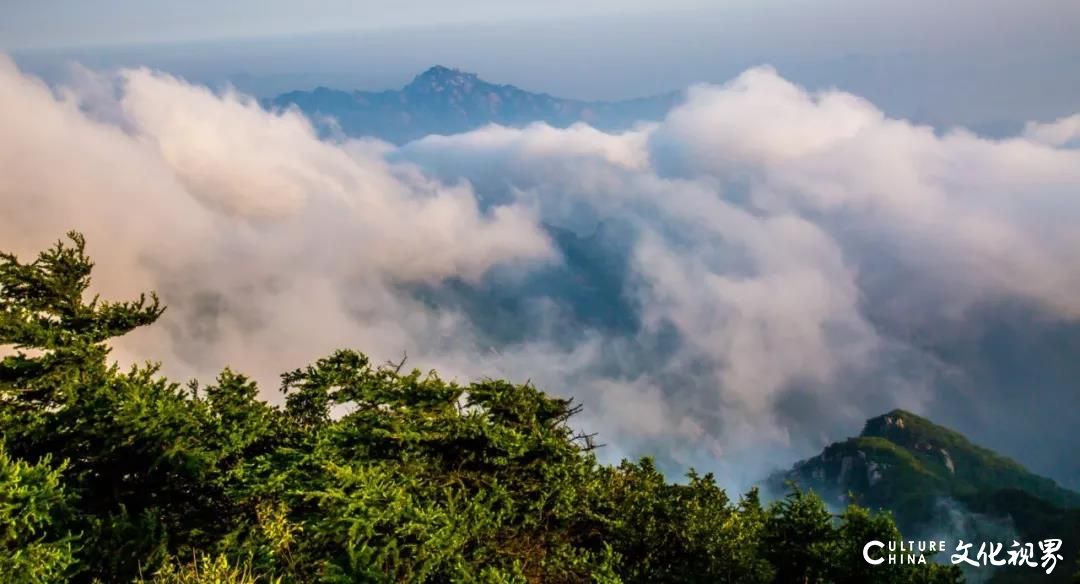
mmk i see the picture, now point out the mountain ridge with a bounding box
[269,65,680,143]
[773,409,1080,515]
[771,409,1080,581]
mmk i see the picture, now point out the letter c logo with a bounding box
[863,540,885,565]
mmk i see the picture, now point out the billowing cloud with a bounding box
[1024,113,1080,148]
[4,56,1080,491]
[0,55,553,385]
[403,67,1080,486]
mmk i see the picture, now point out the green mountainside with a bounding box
[773,409,1080,582]
[776,410,1080,516]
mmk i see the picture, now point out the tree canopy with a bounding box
[0,233,964,583]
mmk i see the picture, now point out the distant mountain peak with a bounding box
[418,64,470,78]
[270,68,679,144]
[406,65,484,94]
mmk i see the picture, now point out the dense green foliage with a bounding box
[861,411,1080,509]
[0,234,964,582]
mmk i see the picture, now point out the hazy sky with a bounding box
[2,0,1077,52]
[1,0,711,49]
[7,0,1079,132]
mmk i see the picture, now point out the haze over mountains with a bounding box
[271,65,679,143]
[11,0,1079,134]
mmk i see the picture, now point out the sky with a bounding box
[5,0,1079,131]
[3,0,1077,55]
[1,0,706,49]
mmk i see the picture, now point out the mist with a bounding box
[10,0,1080,134]
[2,54,1080,493]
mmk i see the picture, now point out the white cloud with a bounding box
[5,55,1080,488]
[0,55,552,387]
[1024,113,1080,148]
[391,66,1080,481]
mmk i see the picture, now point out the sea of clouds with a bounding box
[2,55,1079,490]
